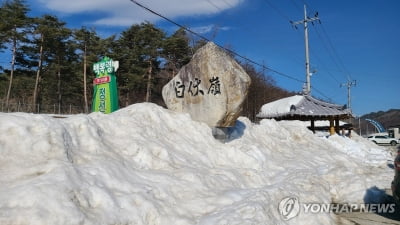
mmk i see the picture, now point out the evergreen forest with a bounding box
[0,0,292,121]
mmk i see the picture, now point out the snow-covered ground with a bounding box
[0,103,394,225]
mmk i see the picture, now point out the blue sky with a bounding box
[18,0,400,115]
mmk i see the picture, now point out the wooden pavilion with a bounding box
[256,95,353,135]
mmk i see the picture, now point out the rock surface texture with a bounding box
[162,42,251,127]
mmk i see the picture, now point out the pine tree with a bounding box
[139,23,165,102]
[74,27,103,113]
[113,22,165,104]
[0,0,30,108]
[53,26,73,113]
[162,28,192,79]
[28,15,73,112]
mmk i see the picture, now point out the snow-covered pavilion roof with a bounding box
[256,95,352,121]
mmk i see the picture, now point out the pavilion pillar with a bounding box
[335,117,340,134]
[329,118,335,135]
[310,119,315,133]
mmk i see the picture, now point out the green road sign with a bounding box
[92,56,119,113]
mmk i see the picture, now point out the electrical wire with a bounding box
[203,0,230,41]
[289,0,303,13]
[205,0,305,83]
[262,0,292,22]
[218,0,338,101]
[311,86,333,102]
[312,27,345,83]
[299,0,352,81]
[260,0,311,68]
[287,0,348,101]
[318,24,353,80]
[128,0,304,84]
[259,0,338,88]
[308,30,342,84]
[206,0,224,12]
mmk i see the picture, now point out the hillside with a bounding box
[361,109,400,130]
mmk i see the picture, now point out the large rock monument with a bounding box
[162,42,251,128]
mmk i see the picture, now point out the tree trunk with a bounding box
[252,88,257,121]
[5,34,17,109]
[57,57,62,114]
[83,43,88,113]
[33,34,44,109]
[145,60,152,102]
[125,89,129,106]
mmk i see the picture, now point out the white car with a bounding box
[368,135,399,146]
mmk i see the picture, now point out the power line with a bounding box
[128,0,304,84]
[216,0,335,100]
[318,24,353,80]
[299,0,313,13]
[245,0,306,70]
[205,0,284,53]
[288,0,303,13]
[286,0,344,101]
[203,0,305,84]
[220,0,235,8]
[202,0,227,41]
[262,0,338,100]
[257,1,313,84]
[311,86,333,102]
[310,29,340,84]
[206,0,223,12]
[129,0,337,104]
[262,0,292,22]
[305,24,353,83]
[298,1,352,81]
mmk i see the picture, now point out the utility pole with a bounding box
[340,80,356,111]
[291,5,320,95]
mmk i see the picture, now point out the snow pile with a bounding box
[257,95,303,117]
[280,120,391,164]
[325,132,392,164]
[0,103,393,225]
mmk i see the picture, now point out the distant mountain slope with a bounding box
[361,109,400,129]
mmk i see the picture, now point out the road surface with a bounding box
[337,207,400,225]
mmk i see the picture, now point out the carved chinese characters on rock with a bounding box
[174,76,220,98]
[162,42,251,127]
[208,76,221,95]
[188,78,204,96]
